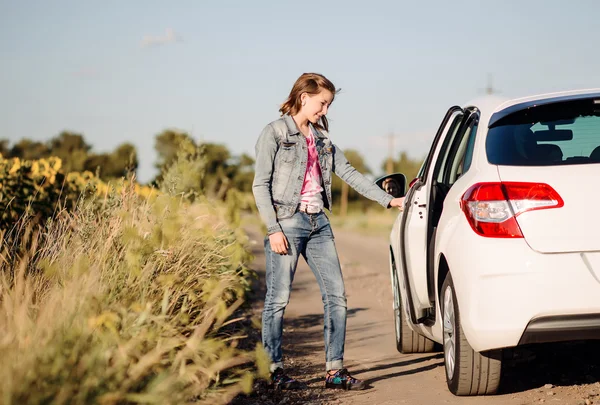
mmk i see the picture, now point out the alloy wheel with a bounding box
[443,285,456,379]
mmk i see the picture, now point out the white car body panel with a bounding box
[437,216,600,352]
[402,184,431,312]
[390,88,600,353]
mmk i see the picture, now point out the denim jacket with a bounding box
[252,115,394,235]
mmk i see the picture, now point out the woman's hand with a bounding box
[269,231,289,255]
[389,197,406,211]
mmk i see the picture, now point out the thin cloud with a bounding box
[141,28,182,48]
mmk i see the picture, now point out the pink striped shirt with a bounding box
[300,127,324,209]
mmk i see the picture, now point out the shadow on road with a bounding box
[280,308,369,370]
[353,353,444,375]
[284,307,367,330]
[500,340,600,394]
[366,362,445,385]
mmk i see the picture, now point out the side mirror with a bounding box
[375,173,407,198]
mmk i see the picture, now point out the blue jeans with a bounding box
[262,211,347,372]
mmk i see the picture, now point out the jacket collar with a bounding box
[282,114,326,139]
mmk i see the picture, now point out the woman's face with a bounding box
[300,89,334,125]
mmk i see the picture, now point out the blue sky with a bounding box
[1,0,599,183]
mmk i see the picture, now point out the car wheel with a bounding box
[441,272,502,395]
[391,259,435,353]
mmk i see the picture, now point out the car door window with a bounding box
[460,121,478,174]
[426,113,466,230]
[433,114,465,184]
[438,111,479,187]
[450,119,478,184]
[418,107,463,185]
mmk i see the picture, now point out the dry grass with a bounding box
[0,184,269,405]
[329,208,398,237]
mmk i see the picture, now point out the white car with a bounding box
[379,89,600,396]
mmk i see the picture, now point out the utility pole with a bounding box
[386,132,395,174]
[485,73,497,95]
[340,181,348,217]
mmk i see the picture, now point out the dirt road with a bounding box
[239,224,600,405]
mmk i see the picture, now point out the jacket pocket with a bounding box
[278,141,297,163]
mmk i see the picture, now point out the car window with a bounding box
[487,98,600,166]
[461,121,478,174]
[419,108,463,183]
[451,120,478,183]
[443,114,478,186]
[432,114,464,184]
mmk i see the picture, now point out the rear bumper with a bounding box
[442,220,600,352]
[518,314,600,345]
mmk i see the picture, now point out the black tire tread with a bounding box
[442,273,502,396]
[394,268,435,354]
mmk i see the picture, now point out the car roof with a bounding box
[464,88,600,127]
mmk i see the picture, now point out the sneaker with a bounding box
[269,368,306,390]
[325,368,367,390]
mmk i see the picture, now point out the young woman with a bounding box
[252,73,404,391]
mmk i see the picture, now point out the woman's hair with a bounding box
[279,73,338,131]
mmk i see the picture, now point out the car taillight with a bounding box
[460,182,564,238]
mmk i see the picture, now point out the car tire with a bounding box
[441,272,502,396]
[391,258,435,354]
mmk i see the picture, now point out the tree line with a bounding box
[1,130,424,209]
[0,132,138,181]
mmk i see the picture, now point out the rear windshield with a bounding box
[487,98,600,166]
